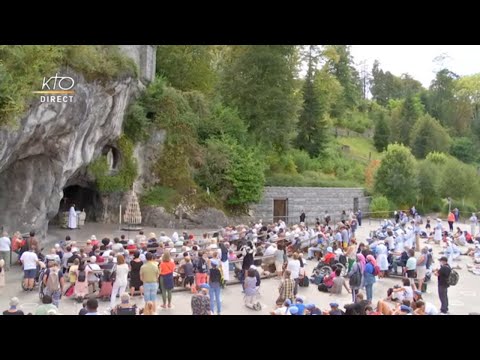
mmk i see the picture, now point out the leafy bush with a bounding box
[123,103,150,143]
[374,143,418,206]
[64,45,137,82]
[442,199,478,217]
[289,149,321,173]
[196,137,265,211]
[425,151,449,164]
[450,137,477,163]
[88,135,137,193]
[197,101,248,144]
[141,186,177,207]
[369,196,391,218]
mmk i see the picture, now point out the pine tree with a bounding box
[295,46,329,157]
[373,113,390,152]
[219,45,300,151]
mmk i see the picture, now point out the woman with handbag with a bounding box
[348,253,365,302]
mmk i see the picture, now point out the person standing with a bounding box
[434,219,443,244]
[68,204,77,230]
[43,260,65,307]
[219,242,230,282]
[434,256,452,314]
[129,251,144,297]
[447,211,455,232]
[324,211,331,226]
[140,252,160,313]
[356,210,362,227]
[416,247,428,293]
[0,232,11,271]
[300,210,306,224]
[20,246,40,291]
[159,251,175,309]
[454,208,459,223]
[470,213,478,237]
[208,259,222,315]
[110,255,129,309]
[364,255,377,302]
[348,253,365,302]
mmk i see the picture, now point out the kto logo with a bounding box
[33,73,76,103]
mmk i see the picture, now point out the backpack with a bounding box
[447,268,459,286]
[46,270,60,291]
[77,270,86,282]
[210,268,222,283]
[373,265,380,276]
[349,266,362,287]
[299,276,310,287]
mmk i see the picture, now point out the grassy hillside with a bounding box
[336,136,381,163]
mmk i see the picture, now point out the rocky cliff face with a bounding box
[0,45,156,238]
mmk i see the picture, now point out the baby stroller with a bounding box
[98,269,114,301]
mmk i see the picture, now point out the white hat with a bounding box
[250,265,257,270]
[437,218,442,222]
[127,239,135,245]
[90,256,96,263]
[91,235,97,240]
[54,244,60,249]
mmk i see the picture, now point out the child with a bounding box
[182,256,195,289]
[244,268,261,310]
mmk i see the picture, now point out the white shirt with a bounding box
[273,306,288,315]
[0,236,11,251]
[45,254,61,265]
[287,259,301,279]
[114,263,129,286]
[20,251,38,270]
[86,263,101,281]
[264,246,276,257]
[425,302,438,315]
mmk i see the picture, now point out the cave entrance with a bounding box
[59,185,103,222]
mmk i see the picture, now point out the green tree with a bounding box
[410,114,451,158]
[374,144,418,206]
[426,69,458,128]
[326,45,362,118]
[373,112,390,152]
[455,74,480,137]
[195,137,265,211]
[416,160,441,208]
[450,137,476,163]
[295,46,330,157]
[197,101,248,144]
[156,45,217,93]
[391,94,423,144]
[439,158,479,201]
[219,45,300,151]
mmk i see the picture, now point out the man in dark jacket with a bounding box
[435,256,452,314]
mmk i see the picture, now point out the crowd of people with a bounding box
[0,205,478,315]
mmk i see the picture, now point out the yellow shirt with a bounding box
[140,261,159,283]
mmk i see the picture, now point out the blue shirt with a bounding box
[295,303,305,315]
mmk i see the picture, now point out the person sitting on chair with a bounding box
[111,293,137,315]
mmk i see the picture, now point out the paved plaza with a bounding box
[1,220,479,315]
